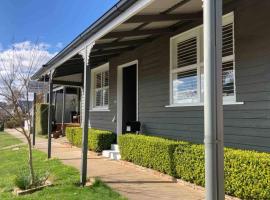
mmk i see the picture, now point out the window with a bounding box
[91,63,109,110]
[170,12,235,105]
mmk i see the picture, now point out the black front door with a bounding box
[122,64,137,133]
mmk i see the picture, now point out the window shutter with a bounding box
[177,37,197,68]
[222,23,234,57]
[103,71,109,106]
[96,73,102,88]
[104,71,109,87]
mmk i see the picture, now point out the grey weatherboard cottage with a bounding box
[32,0,270,198]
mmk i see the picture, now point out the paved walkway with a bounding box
[6,129,205,200]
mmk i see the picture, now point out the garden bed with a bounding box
[13,180,52,196]
[119,134,270,200]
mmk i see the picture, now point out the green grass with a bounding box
[0,132,126,200]
[0,132,22,148]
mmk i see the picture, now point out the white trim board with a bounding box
[117,60,139,139]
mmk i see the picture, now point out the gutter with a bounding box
[32,0,137,80]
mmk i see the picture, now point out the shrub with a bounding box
[119,134,187,176]
[66,127,82,147]
[35,104,54,135]
[4,117,22,128]
[66,127,116,152]
[0,121,4,131]
[119,134,270,200]
[174,144,205,186]
[224,148,270,199]
[14,168,49,190]
[14,169,32,190]
[89,129,116,152]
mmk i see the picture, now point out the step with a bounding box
[102,150,112,158]
[102,149,121,160]
[109,151,121,160]
[111,144,119,151]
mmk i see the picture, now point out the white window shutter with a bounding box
[96,73,102,88]
[222,23,234,57]
[176,37,198,68]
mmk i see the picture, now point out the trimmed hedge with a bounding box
[119,134,187,176]
[66,127,116,152]
[35,104,54,135]
[119,134,270,200]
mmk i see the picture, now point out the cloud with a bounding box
[0,41,57,85]
[0,43,3,52]
[55,42,63,49]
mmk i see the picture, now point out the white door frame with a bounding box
[117,60,139,137]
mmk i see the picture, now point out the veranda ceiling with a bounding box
[34,0,235,86]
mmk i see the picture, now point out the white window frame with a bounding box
[169,12,242,107]
[90,63,110,111]
[170,26,201,105]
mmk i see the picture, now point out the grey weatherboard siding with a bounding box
[89,1,270,152]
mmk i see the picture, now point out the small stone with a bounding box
[85,178,96,187]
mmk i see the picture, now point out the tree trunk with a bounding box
[26,136,35,186]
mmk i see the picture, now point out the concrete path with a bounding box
[5,129,205,200]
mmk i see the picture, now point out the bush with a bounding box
[224,148,270,199]
[66,127,82,147]
[174,144,205,186]
[14,168,49,190]
[66,127,116,152]
[119,134,270,200]
[0,122,4,131]
[35,104,54,135]
[14,168,31,190]
[4,117,23,128]
[89,129,116,152]
[119,134,187,176]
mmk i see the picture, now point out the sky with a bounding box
[0,0,118,53]
[0,0,118,102]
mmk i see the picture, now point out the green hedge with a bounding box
[119,134,270,200]
[119,134,187,176]
[35,104,54,135]
[66,127,116,152]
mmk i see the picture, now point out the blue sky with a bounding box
[0,0,118,52]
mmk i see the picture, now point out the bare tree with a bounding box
[0,41,55,186]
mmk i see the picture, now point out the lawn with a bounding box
[0,132,22,148]
[0,132,126,200]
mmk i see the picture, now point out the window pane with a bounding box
[95,90,102,107]
[223,61,234,97]
[103,88,109,106]
[173,69,198,103]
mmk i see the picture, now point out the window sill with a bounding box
[165,101,244,108]
[90,108,110,112]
